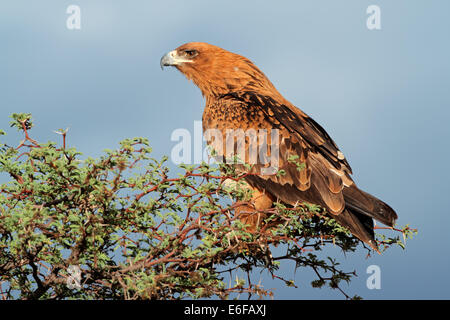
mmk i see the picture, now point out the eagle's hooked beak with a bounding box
[160,51,175,70]
[160,50,192,70]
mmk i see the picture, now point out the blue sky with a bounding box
[1,0,450,299]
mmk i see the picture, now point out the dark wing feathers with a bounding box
[205,91,397,248]
[332,208,378,250]
[217,92,351,214]
[229,92,352,173]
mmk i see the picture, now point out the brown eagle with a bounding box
[161,42,397,251]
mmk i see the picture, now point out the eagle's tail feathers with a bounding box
[343,185,397,227]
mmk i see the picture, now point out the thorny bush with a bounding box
[0,113,416,299]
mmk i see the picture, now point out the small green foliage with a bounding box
[9,113,33,131]
[0,113,416,300]
[287,154,306,171]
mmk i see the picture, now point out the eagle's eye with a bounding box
[183,50,198,58]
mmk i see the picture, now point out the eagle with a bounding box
[160,42,397,251]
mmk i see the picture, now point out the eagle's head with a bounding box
[160,42,279,99]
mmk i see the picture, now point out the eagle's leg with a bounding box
[236,184,276,266]
[233,184,275,232]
